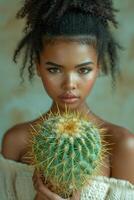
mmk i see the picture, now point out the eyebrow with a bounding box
[45,61,94,68]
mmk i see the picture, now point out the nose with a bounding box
[62,73,77,91]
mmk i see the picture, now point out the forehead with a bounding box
[40,39,97,63]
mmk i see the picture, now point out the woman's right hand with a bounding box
[32,169,80,200]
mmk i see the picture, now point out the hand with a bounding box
[32,170,80,200]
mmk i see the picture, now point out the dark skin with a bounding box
[1,40,134,200]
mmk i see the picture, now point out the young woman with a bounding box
[1,0,134,199]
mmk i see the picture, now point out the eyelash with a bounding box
[47,67,92,74]
[47,68,61,73]
[79,67,92,74]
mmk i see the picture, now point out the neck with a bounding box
[49,101,91,115]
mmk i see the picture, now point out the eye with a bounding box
[47,67,61,74]
[78,67,92,74]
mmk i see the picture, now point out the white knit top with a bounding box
[0,154,134,200]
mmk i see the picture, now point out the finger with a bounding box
[33,173,62,200]
[73,191,81,200]
[32,171,36,183]
[71,190,81,200]
[32,170,43,190]
[37,179,55,199]
[32,169,40,184]
[34,192,50,200]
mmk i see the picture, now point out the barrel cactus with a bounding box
[28,110,108,198]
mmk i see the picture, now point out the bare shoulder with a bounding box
[105,121,133,144]
[90,112,134,184]
[1,113,46,163]
[90,112,133,144]
[106,122,134,184]
[1,122,32,162]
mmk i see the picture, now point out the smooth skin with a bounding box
[1,40,134,200]
[37,40,99,113]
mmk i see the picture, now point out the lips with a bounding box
[59,93,79,104]
[59,93,79,99]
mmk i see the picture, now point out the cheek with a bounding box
[43,77,54,90]
[42,73,56,87]
[85,79,95,91]
[42,77,52,88]
[41,76,60,95]
[83,71,98,91]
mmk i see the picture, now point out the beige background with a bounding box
[0,0,134,145]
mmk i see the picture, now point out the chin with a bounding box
[56,101,82,112]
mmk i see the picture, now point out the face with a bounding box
[36,39,100,112]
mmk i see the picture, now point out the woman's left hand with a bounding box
[32,170,80,200]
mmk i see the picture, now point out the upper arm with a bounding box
[111,128,134,184]
[1,124,29,161]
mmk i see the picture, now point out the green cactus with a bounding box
[28,111,107,198]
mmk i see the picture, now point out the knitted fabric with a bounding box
[0,154,134,200]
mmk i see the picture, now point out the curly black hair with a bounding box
[13,0,121,85]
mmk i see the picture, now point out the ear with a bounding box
[97,63,101,77]
[36,61,41,77]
